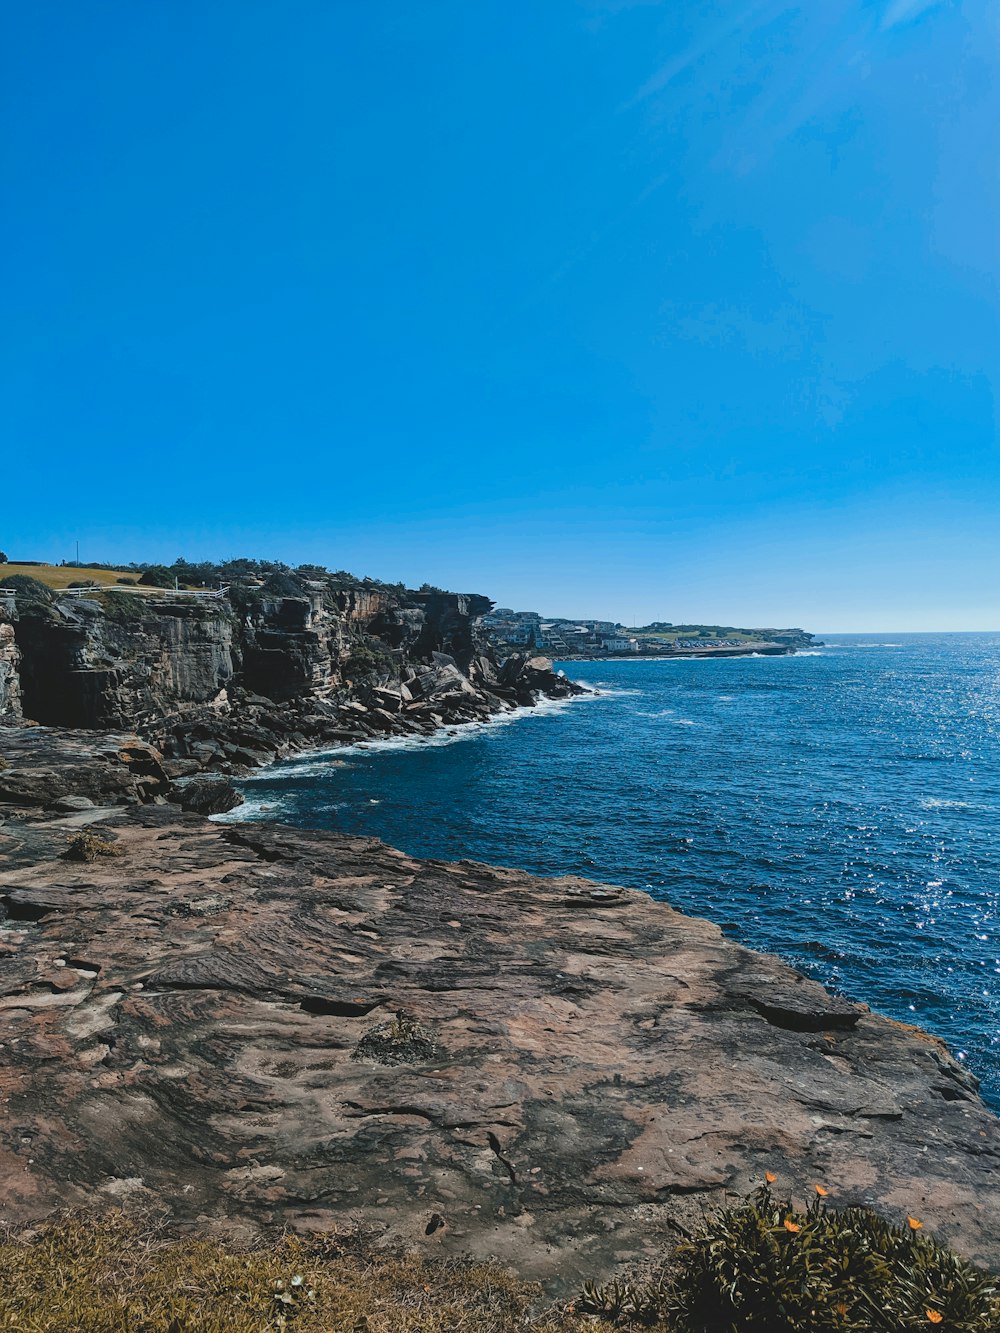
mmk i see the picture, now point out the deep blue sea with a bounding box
[222,634,1000,1107]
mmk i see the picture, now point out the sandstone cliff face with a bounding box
[237,587,493,702]
[3,582,580,772]
[11,598,234,730]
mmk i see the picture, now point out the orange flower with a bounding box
[908,1216,924,1230]
[783,1218,801,1233]
[836,1302,848,1317]
[765,1171,777,1184]
[926,1311,943,1324]
[814,1184,829,1197]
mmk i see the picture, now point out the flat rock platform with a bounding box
[1,759,999,1287]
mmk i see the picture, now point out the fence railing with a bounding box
[0,585,230,603]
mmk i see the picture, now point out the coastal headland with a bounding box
[1,563,999,1293]
[0,562,584,783]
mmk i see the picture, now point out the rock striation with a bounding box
[1,732,999,1289]
[0,728,168,809]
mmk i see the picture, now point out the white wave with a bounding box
[673,718,697,726]
[214,795,289,823]
[219,692,593,786]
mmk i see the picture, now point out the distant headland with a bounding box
[478,606,819,659]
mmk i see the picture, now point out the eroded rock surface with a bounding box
[1,800,998,1288]
[0,728,168,808]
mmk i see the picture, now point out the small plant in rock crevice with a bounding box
[62,831,123,862]
[353,1009,438,1065]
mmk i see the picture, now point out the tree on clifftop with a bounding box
[137,565,174,588]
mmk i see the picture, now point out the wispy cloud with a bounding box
[881,0,947,31]
[626,0,780,108]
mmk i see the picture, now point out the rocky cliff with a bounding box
[1,730,999,1291]
[0,599,20,721]
[0,576,582,774]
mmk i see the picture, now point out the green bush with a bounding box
[580,1186,999,1331]
[137,565,175,588]
[342,641,393,680]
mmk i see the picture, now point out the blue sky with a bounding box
[3,1,997,630]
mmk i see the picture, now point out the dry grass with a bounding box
[62,831,123,862]
[0,565,208,600]
[1,564,138,591]
[0,1217,613,1333]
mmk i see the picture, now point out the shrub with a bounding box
[342,642,393,680]
[0,550,7,563]
[353,1009,437,1065]
[261,570,307,598]
[115,576,137,585]
[579,1185,1000,1331]
[137,565,175,588]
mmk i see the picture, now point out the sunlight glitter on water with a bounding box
[227,633,1000,1107]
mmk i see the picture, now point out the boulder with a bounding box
[172,776,245,816]
[47,795,96,813]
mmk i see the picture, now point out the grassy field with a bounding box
[1,563,139,590]
[0,564,196,596]
[0,1218,591,1333]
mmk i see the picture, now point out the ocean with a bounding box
[220,633,1000,1107]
